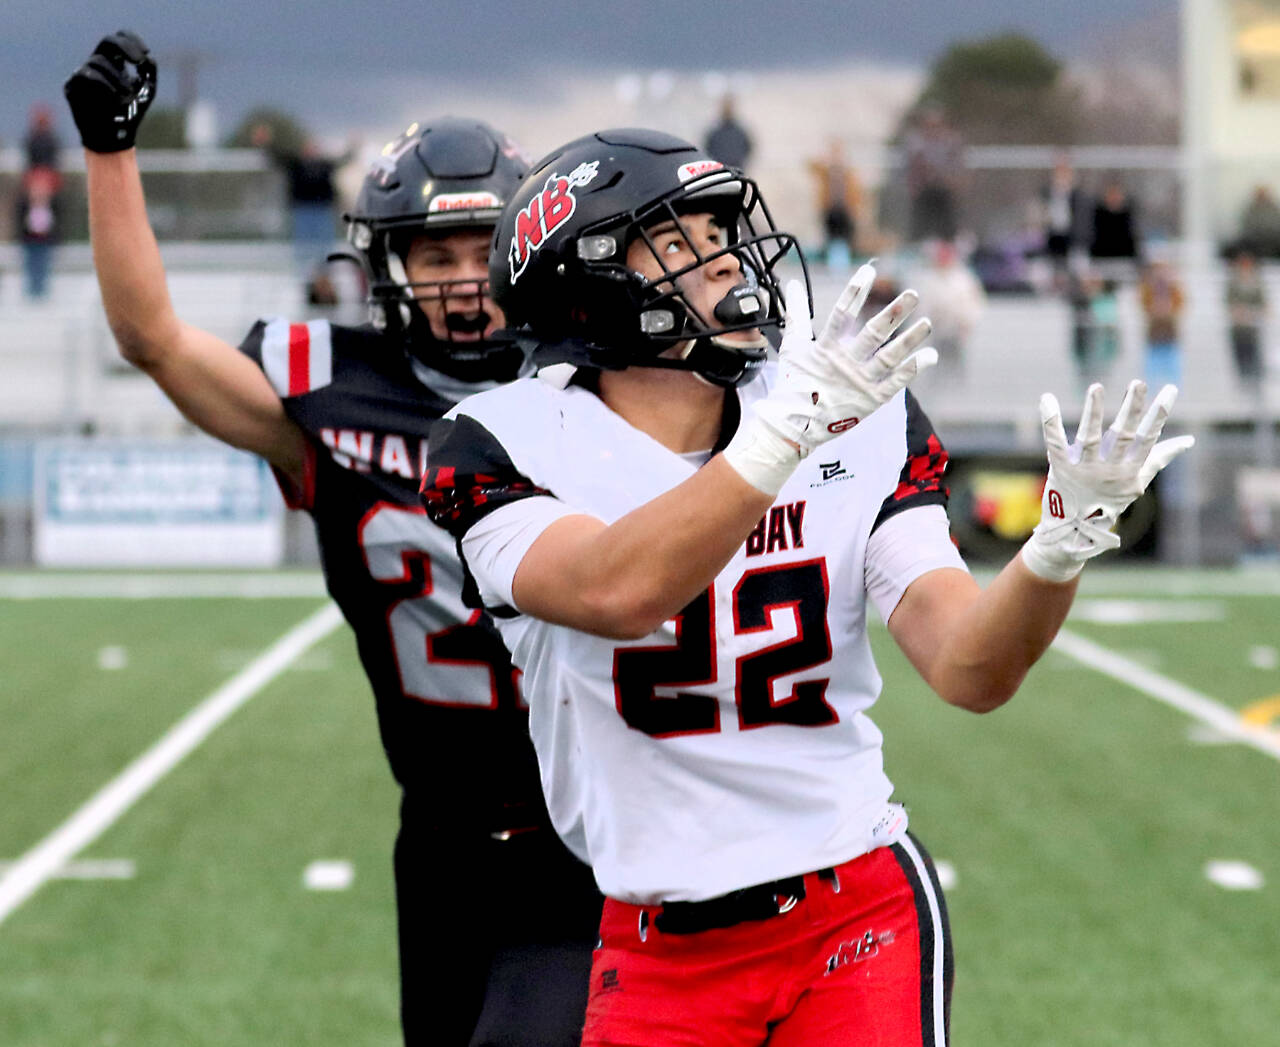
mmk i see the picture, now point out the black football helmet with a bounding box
[346,117,529,382]
[489,128,808,388]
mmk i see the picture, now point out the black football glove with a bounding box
[63,31,157,153]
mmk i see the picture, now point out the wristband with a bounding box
[1019,533,1086,584]
[721,414,803,496]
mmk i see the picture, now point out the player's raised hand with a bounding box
[724,263,936,494]
[1021,380,1195,582]
[791,263,936,426]
[64,31,157,153]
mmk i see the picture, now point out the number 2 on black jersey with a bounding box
[615,559,836,737]
[360,503,520,709]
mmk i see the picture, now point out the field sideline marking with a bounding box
[1053,628,1280,763]
[0,572,327,599]
[0,602,344,928]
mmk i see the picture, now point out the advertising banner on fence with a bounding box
[945,452,1160,563]
[33,438,284,567]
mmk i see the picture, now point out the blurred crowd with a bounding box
[701,100,1276,399]
[6,91,1276,397]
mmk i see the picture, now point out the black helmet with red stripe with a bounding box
[346,117,529,383]
[489,128,807,387]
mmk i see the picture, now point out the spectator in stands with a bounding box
[806,137,863,268]
[23,102,61,170]
[1089,179,1141,265]
[1139,260,1185,391]
[912,238,986,378]
[1040,151,1089,285]
[702,94,753,172]
[1069,268,1120,391]
[1237,184,1280,259]
[15,119,62,300]
[903,105,965,243]
[252,121,356,287]
[1226,249,1268,389]
[1089,277,1121,381]
[970,201,1048,295]
[1067,268,1095,384]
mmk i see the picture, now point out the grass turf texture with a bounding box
[0,592,400,1046]
[870,575,1280,1045]
[1,569,1278,1044]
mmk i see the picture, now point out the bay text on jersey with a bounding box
[746,501,806,557]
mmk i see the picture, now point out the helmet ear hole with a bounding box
[349,222,373,251]
[384,241,412,296]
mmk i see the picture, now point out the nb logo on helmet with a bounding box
[1047,489,1065,518]
[508,161,600,284]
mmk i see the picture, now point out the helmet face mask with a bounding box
[383,229,495,341]
[491,129,807,388]
[346,118,529,383]
[606,175,787,348]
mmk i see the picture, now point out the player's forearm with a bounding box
[516,456,774,639]
[86,149,183,366]
[930,557,1077,712]
[85,150,304,476]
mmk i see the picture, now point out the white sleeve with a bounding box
[864,505,969,625]
[460,496,583,610]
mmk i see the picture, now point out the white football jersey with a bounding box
[423,365,966,904]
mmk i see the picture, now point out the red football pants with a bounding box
[581,834,952,1047]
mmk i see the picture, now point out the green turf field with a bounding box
[2,568,1278,1045]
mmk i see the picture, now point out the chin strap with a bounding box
[678,334,768,388]
[406,355,527,403]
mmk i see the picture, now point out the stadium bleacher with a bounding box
[2,244,1278,566]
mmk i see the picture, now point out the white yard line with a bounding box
[1070,599,1225,624]
[1052,628,1280,763]
[0,859,136,880]
[0,572,327,599]
[968,567,1280,598]
[1072,569,1280,597]
[0,602,344,928]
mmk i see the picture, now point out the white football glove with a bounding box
[1021,380,1195,583]
[723,264,937,494]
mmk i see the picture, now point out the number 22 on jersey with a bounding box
[359,503,522,709]
[616,558,836,737]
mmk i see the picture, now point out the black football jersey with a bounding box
[238,318,545,828]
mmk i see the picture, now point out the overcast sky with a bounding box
[3,0,1177,149]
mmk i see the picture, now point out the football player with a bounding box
[421,128,1195,1046]
[65,31,602,1047]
